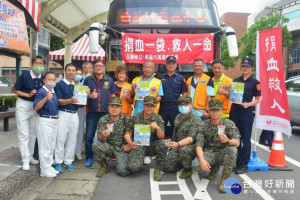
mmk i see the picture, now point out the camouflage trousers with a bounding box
[162,144,196,173]
[92,141,130,176]
[128,139,168,173]
[191,146,237,174]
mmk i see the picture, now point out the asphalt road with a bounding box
[92,127,300,200]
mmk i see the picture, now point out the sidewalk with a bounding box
[0,118,100,200]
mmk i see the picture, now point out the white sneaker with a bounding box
[49,167,59,175]
[22,163,30,171]
[30,157,39,164]
[144,156,151,165]
[40,170,56,178]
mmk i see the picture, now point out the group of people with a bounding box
[13,54,262,193]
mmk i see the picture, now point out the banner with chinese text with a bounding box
[122,33,214,64]
[255,27,291,136]
[0,0,30,54]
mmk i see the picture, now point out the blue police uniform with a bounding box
[34,86,59,177]
[158,72,187,138]
[14,70,44,167]
[229,75,261,166]
[54,79,79,167]
[83,73,117,162]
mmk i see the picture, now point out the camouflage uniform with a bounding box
[162,112,201,172]
[92,113,130,176]
[126,112,168,173]
[191,118,240,174]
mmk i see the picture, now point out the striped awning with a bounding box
[49,34,105,61]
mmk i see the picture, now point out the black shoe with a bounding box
[235,163,248,174]
[259,140,269,146]
[232,160,241,172]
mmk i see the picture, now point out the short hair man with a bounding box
[158,56,188,138]
[83,59,117,168]
[82,61,93,77]
[192,99,240,193]
[162,96,201,179]
[186,58,215,120]
[211,59,232,118]
[93,97,131,177]
[124,96,168,181]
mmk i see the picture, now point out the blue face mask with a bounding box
[179,105,190,115]
[74,75,83,82]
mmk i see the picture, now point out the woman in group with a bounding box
[114,66,133,117]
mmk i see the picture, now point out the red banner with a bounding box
[122,33,214,64]
[255,27,291,135]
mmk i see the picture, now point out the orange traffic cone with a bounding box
[268,131,292,171]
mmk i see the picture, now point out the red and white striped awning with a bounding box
[49,34,105,61]
[18,0,41,31]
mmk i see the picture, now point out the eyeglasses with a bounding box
[94,65,105,68]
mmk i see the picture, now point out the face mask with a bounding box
[45,82,56,90]
[32,66,44,74]
[74,75,83,82]
[179,105,190,115]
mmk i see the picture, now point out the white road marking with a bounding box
[251,139,300,168]
[191,172,212,200]
[150,169,162,200]
[239,174,275,200]
[177,169,194,200]
[0,163,21,167]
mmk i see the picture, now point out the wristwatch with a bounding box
[227,140,230,146]
[177,142,181,149]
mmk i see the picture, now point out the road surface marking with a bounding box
[251,139,300,168]
[177,169,194,200]
[239,174,275,200]
[191,172,212,200]
[0,163,21,167]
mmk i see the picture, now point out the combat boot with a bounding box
[179,168,193,179]
[96,160,110,178]
[207,164,220,180]
[219,171,231,193]
[154,163,163,181]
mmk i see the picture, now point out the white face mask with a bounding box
[178,105,190,115]
[45,82,56,90]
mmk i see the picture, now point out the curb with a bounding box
[0,164,40,200]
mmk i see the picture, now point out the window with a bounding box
[289,48,300,64]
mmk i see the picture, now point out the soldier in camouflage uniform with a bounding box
[124,96,168,181]
[92,97,131,177]
[192,99,240,193]
[162,96,202,179]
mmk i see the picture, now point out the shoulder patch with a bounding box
[256,84,261,91]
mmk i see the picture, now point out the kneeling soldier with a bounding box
[192,99,240,193]
[124,96,168,181]
[162,96,202,178]
[93,97,131,177]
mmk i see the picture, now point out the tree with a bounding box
[238,13,293,59]
[221,36,241,69]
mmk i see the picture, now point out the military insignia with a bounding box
[150,87,157,94]
[244,59,248,63]
[256,84,261,91]
[201,80,206,85]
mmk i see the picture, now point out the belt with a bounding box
[161,102,177,106]
[59,109,77,114]
[40,115,58,119]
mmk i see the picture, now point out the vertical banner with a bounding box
[122,33,214,64]
[255,27,291,136]
[0,0,30,54]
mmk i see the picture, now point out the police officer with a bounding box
[83,59,117,168]
[93,97,130,178]
[33,72,59,178]
[124,96,168,181]
[162,96,201,179]
[158,56,187,138]
[211,59,232,118]
[229,58,261,174]
[192,99,240,193]
[54,63,79,172]
[12,55,45,170]
[186,58,214,120]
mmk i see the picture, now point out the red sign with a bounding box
[255,27,291,135]
[0,0,30,54]
[122,33,214,64]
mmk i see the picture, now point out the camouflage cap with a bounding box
[209,99,223,110]
[178,96,192,104]
[143,96,157,105]
[109,97,122,106]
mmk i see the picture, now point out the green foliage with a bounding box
[0,96,18,108]
[238,13,293,59]
[50,33,64,51]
